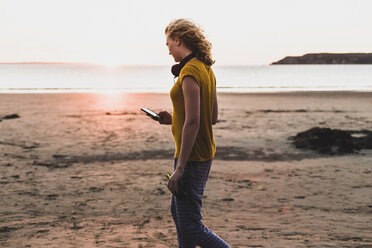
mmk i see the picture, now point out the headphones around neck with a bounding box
[171,52,196,77]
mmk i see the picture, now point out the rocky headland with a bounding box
[271,53,372,64]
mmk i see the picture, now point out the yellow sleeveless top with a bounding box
[170,59,216,162]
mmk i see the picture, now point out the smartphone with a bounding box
[141,108,160,121]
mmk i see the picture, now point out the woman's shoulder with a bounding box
[183,59,211,73]
[180,59,199,75]
[189,58,207,67]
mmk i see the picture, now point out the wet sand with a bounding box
[1,91,372,247]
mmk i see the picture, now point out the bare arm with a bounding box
[176,76,200,172]
[167,75,200,194]
[212,88,218,125]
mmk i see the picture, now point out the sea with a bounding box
[0,64,371,93]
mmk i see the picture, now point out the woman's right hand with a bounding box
[158,111,172,125]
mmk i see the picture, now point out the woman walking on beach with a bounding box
[158,18,230,248]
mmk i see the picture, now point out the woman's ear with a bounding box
[175,38,181,46]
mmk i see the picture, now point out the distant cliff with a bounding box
[271,53,372,65]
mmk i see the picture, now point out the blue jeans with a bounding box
[170,159,230,248]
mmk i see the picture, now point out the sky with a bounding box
[1,0,371,66]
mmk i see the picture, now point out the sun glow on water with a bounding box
[100,88,122,95]
[98,56,123,70]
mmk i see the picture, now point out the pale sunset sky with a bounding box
[1,0,371,66]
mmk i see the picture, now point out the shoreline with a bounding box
[0,90,372,95]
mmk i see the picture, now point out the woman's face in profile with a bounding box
[166,34,181,62]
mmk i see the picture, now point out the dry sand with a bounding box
[0,91,371,247]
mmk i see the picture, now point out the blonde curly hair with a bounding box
[165,18,215,66]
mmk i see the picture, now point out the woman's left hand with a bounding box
[167,168,183,195]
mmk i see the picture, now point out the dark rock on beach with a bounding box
[271,53,372,64]
[2,114,20,119]
[291,127,372,155]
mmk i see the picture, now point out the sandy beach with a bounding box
[1,91,372,247]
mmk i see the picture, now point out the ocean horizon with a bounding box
[1,64,371,93]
